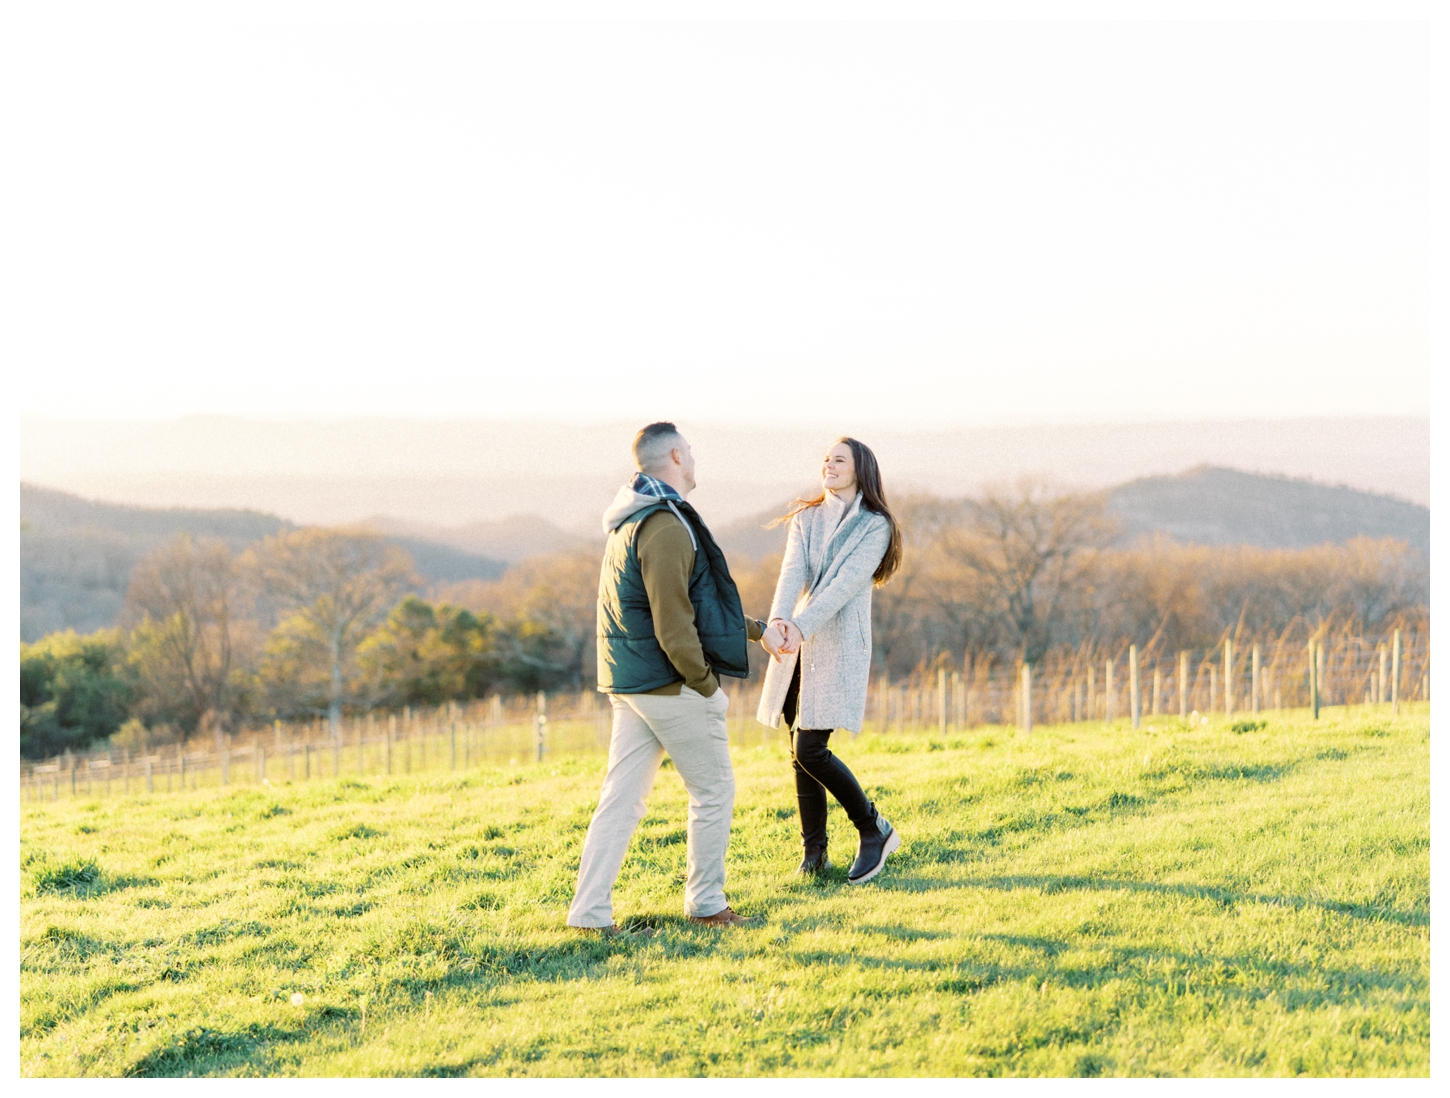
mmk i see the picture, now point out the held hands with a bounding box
[760,623,786,661]
[769,618,803,655]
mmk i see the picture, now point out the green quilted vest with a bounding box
[596,499,749,693]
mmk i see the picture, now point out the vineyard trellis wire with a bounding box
[21,621,1428,803]
[871,617,1429,733]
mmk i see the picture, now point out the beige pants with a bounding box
[567,686,734,927]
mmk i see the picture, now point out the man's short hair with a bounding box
[633,421,683,473]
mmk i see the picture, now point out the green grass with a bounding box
[20,704,1429,1077]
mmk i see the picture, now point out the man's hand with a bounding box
[760,623,786,661]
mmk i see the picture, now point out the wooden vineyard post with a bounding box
[402,708,412,773]
[1129,645,1140,729]
[1308,641,1320,719]
[1179,651,1189,719]
[387,714,396,776]
[1224,639,1234,717]
[1087,665,1096,722]
[1105,658,1115,726]
[938,668,948,736]
[1021,663,1032,733]
[1378,644,1388,706]
[1251,644,1261,715]
[1152,667,1162,717]
[536,691,548,763]
[358,718,367,776]
[450,722,457,770]
[145,757,154,794]
[964,653,974,729]
[952,672,963,730]
[1317,642,1327,716]
[1391,629,1402,716]
[305,741,312,780]
[333,726,341,777]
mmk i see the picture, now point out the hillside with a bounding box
[362,513,593,563]
[20,485,507,642]
[20,416,1429,531]
[21,466,1429,641]
[710,467,1430,563]
[712,504,793,561]
[20,709,1430,1076]
[1107,467,1429,553]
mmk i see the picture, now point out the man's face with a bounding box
[675,436,697,493]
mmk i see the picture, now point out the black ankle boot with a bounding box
[796,844,831,876]
[848,803,901,885]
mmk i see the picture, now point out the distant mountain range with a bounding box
[19,466,1428,642]
[706,466,1431,561]
[20,415,1429,530]
[359,513,592,562]
[1108,466,1429,553]
[19,485,507,642]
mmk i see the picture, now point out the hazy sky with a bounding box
[9,11,1432,426]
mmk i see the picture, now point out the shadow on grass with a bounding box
[784,935,1422,1009]
[862,871,1424,927]
[127,1023,305,1077]
[377,917,694,994]
[945,874,1428,928]
[25,853,158,900]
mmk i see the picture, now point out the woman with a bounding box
[756,437,904,883]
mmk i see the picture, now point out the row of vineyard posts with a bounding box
[875,628,1427,735]
[22,627,1428,802]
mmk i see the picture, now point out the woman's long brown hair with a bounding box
[771,436,903,585]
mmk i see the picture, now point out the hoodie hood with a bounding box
[602,485,664,534]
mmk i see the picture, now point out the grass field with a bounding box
[20,704,1429,1077]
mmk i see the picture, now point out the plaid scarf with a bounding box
[630,472,682,501]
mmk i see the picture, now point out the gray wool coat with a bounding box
[755,493,892,733]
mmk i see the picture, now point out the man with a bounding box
[567,422,783,934]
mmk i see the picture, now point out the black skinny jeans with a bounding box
[783,659,875,849]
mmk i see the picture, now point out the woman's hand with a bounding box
[776,619,803,653]
[760,623,786,661]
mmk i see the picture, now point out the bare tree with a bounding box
[868,496,936,672]
[246,529,416,733]
[123,535,243,741]
[938,481,1117,665]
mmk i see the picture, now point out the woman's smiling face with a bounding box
[822,442,857,495]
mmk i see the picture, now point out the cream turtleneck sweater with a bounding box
[812,489,859,574]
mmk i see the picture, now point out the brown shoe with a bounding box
[571,923,655,938]
[687,905,759,928]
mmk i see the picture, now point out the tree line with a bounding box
[19,528,590,758]
[20,484,1428,758]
